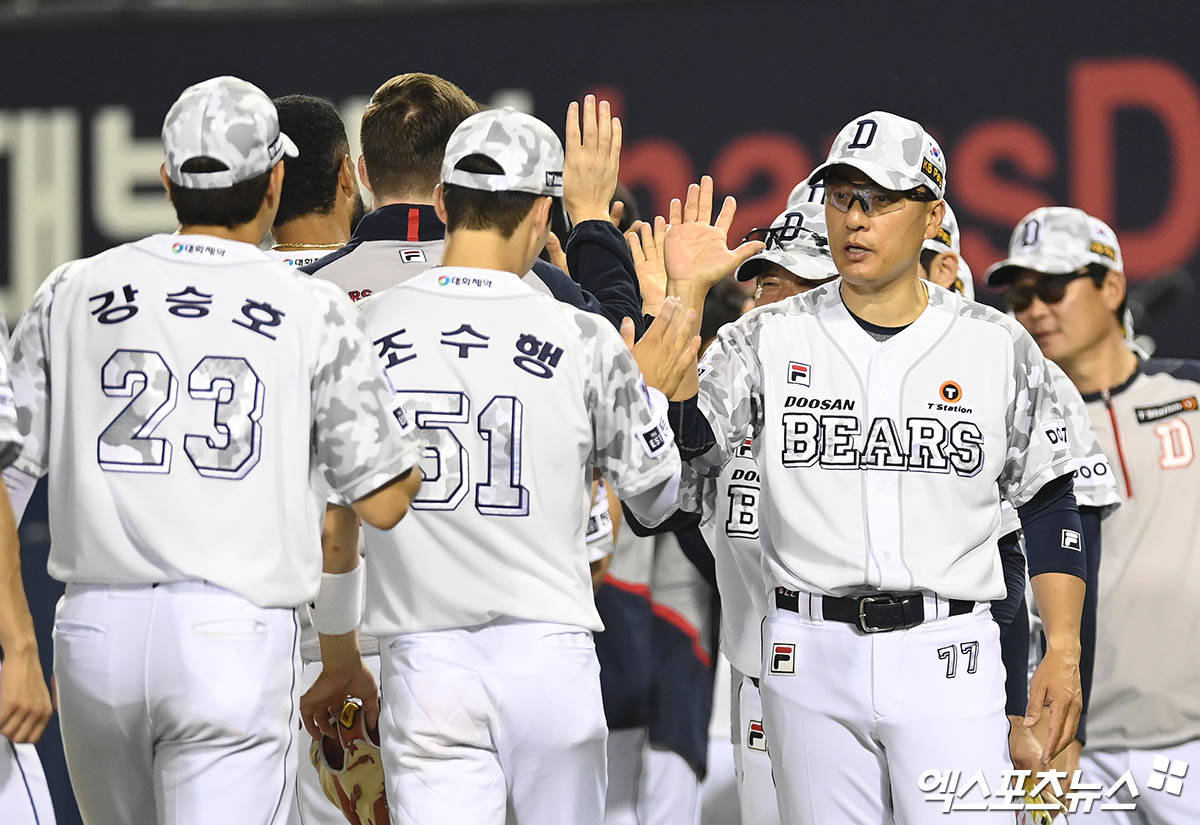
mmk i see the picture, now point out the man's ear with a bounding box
[433,183,448,224]
[925,200,946,241]
[357,155,374,194]
[1101,268,1128,314]
[339,154,356,198]
[934,251,961,290]
[265,161,286,209]
[160,163,172,198]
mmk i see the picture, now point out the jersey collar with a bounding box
[137,234,274,264]
[350,204,444,243]
[409,266,537,297]
[1081,360,1142,403]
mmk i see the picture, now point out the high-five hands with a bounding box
[563,95,622,225]
[663,176,763,292]
[627,215,669,316]
[620,297,700,400]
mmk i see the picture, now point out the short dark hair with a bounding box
[360,73,480,198]
[1084,263,1128,324]
[167,157,272,229]
[442,155,541,239]
[272,94,349,227]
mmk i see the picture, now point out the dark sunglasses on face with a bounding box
[1004,267,1104,313]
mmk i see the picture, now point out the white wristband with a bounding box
[313,565,364,635]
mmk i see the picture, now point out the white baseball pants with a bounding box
[731,668,780,825]
[53,582,300,825]
[760,598,1013,824]
[378,618,607,825]
[289,653,383,825]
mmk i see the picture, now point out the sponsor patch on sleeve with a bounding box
[1061,529,1082,551]
[637,420,668,458]
[1042,418,1068,448]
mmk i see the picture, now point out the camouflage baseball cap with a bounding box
[985,206,1123,287]
[162,76,298,190]
[441,108,564,197]
[735,203,837,283]
[787,179,826,210]
[922,201,975,299]
[809,111,947,199]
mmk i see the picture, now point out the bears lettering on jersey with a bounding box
[780,411,984,475]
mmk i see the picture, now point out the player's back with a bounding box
[359,266,657,635]
[12,233,392,608]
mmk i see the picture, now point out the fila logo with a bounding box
[770,643,795,675]
[747,720,767,752]
[399,248,427,263]
[788,362,811,386]
[1061,529,1082,551]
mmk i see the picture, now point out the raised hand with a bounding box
[663,176,763,292]
[627,216,669,316]
[621,297,701,400]
[563,95,622,225]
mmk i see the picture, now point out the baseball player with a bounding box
[648,111,1089,824]
[3,76,423,825]
[627,194,838,825]
[267,94,364,267]
[302,74,643,336]
[990,206,1199,821]
[0,320,55,825]
[300,106,694,825]
[919,201,975,299]
[259,93,386,825]
[725,197,839,825]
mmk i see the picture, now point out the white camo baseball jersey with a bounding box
[699,437,767,678]
[690,280,1074,602]
[358,266,681,635]
[8,233,423,608]
[999,359,1120,535]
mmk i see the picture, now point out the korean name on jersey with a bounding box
[7,234,422,608]
[691,281,1073,602]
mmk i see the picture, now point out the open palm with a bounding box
[662,176,762,289]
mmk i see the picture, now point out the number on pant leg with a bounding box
[937,640,980,678]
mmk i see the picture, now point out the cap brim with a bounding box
[808,159,925,193]
[735,249,838,283]
[280,132,299,158]
[983,252,1085,287]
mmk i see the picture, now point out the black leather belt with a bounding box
[774,587,974,634]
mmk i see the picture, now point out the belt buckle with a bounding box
[857,595,890,633]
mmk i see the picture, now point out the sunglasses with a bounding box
[826,179,938,216]
[742,224,829,251]
[1004,268,1103,313]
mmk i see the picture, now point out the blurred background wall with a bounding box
[0,1,1196,821]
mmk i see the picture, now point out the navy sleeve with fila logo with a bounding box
[693,281,1073,602]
